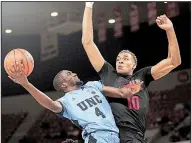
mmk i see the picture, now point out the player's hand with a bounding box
[156,14,173,31]
[7,61,29,86]
[130,79,143,94]
[122,79,143,97]
[127,79,143,91]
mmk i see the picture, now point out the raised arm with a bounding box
[82,2,105,72]
[8,63,62,113]
[151,14,181,80]
[103,80,143,98]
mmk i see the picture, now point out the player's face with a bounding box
[116,52,135,75]
[62,70,81,86]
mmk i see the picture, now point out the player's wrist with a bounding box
[85,2,94,8]
[22,81,30,88]
[165,26,174,32]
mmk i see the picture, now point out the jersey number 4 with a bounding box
[95,107,106,118]
[127,96,140,110]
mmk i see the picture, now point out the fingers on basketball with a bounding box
[7,66,14,76]
[20,60,25,72]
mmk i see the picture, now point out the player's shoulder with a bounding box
[57,92,75,101]
[104,61,114,67]
[85,80,102,86]
[134,66,152,76]
[105,61,117,72]
[100,61,116,74]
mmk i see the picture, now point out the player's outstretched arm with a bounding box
[7,62,62,113]
[103,80,143,98]
[151,14,181,80]
[82,2,105,72]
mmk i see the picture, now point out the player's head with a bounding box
[53,70,83,93]
[116,50,137,75]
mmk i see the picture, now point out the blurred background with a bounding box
[1,1,191,143]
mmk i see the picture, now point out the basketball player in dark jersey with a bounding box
[82,2,181,143]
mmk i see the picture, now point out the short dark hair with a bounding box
[53,70,66,92]
[119,50,137,66]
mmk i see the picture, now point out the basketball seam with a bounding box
[13,50,17,72]
[23,51,34,69]
[17,49,29,76]
[18,49,34,72]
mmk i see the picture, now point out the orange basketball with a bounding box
[4,49,34,77]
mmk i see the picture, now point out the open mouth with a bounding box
[118,66,123,69]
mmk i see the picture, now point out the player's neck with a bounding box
[119,71,133,77]
[128,71,133,76]
[67,85,81,92]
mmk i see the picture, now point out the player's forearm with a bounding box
[103,86,133,98]
[167,48,171,59]
[22,82,56,110]
[82,3,94,45]
[166,28,181,66]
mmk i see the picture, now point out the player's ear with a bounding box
[61,82,67,89]
[132,65,136,70]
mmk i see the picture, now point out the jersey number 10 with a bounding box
[127,96,140,110]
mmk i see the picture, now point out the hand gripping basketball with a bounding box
[8,61,29,86]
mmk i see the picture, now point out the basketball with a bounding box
[4,49,34,77]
